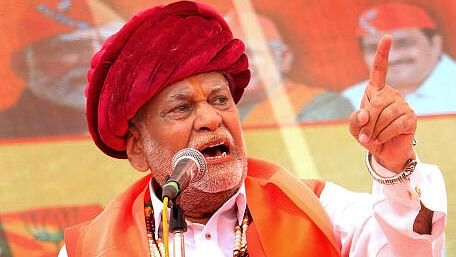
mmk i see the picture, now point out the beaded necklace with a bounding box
[144,184,250,257]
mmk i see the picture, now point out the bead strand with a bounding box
[233,225,242,257]
[145,201,162,257]
[157,239,165,256]
[145,185,251,257]
[240,216,249,255]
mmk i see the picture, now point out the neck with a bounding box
[185,214,211,225]
[152,179,241,225]
[179,188,239,224]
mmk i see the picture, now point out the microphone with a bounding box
[162,148,207,200]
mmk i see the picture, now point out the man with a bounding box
[343,2,456,115]
[0,1,121,138]
[60,1,446,257]
[226,12,353,126]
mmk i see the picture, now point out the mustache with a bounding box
[187,130,234,150]
[388,58,414,67]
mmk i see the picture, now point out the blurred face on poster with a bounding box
[20,32,97,110]
[361,28,442,95]
[242,37,293,105]
[226,13,293,107]
[13,23,121,110]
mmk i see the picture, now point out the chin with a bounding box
[177,156,246,214]
[192,157,246,194]
[178,184,242,218]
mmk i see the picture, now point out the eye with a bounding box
[211,94,233,110]
[214,96,228,105]
[395,39,416,49]
[363,43,377,55]
[170,104,191,113]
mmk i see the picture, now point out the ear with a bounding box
[430,34,443,57]
[279,43,294,74]
[126,125,149,172]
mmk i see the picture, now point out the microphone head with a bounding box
[172,148,206,182]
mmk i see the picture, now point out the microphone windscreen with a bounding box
[172,148,206,182]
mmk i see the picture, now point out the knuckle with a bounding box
[392,89,401,97]
[370,98,383,109]
[373,61,384,71]
[349,111,358,121]
[383,106,396,118]
[408,112,418,129]
[383,86,401,99]
[348,112,360,134]
[376,132,386,142]
[364,124,374,134]
[400,117,409,129]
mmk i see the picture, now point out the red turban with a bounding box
[86,1,250,159]
[357,2,437,36]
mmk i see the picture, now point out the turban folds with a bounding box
[86,1,250,158]
[357,2,437,36]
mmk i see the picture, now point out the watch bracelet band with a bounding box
[366,152,418,185]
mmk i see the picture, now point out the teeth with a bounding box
[208,142,223,148]
[205,151,227,160]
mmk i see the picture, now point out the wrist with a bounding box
[375,138,417,172]
[376,152,416,173]
[367,152,417,185]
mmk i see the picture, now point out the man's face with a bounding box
[131,72,247,217]
[23,31,101,110]
[228,13,293,108]
[361,28,442,92]
[238,38,292,107]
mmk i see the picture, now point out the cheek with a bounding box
[402,48,422,59]
[364,55,375,67]
[393,42,429,61]
[151,118,194,152]
[413,49,433,64]
[224,112,245,147]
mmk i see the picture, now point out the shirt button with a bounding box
[205,233,211,240]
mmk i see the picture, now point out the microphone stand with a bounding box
[170,203,187,257]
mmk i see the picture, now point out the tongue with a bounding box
[204,147,222,158]
[214,147,222,156]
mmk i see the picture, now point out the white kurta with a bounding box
[342,54,456,115]
[59,158,447,257]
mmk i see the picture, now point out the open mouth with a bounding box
[199,141,230,160]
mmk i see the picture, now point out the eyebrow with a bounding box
[165,82,229,101]
[208,84,229,94]
[167,89,193,101]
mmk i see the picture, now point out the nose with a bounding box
[193,102,222,132]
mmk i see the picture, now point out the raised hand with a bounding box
[349,36,416,172]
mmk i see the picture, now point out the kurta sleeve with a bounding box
[319,159,446,257]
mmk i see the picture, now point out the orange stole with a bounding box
[245,159,340,257]
[64,158,341,257]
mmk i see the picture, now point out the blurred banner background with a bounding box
[0,0,455,256]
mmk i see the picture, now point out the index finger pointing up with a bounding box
[367,35,392,93]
